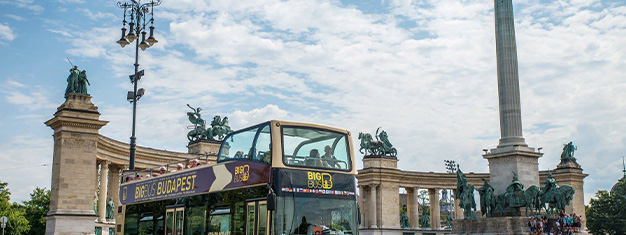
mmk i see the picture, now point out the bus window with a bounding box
[219,123,271,164]
[282,126,351,171]
[186,205,206,235]
[208,207,231,235]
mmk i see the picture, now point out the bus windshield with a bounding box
[275,196,358,235]
[282,126,351,171]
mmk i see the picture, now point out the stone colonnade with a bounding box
[357,154,588,233]
[356,156,488,232]
[45,94,218,235]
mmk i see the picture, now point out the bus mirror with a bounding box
[267,192,276,211]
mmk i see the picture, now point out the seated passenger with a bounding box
[157,166,167,175]
[189,159,199,168]
[305,149,330,168]
[235,151,244,158]
[176,163,184,171]
[322,145,341,169]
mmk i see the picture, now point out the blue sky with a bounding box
[0,0,625,203]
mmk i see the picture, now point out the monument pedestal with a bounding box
[187,140,221,155]
[451,217,530,235]
[44,94,108,235]
[483,146,542,195]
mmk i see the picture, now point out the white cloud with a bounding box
[4,14,25,21]
[58,0,626,205]
[57,0,84,3]
[230,105,289,127]
[77,8,115,21]
[1,80,56,111]
[0,0,43,14]
[0,22,16,41]
[47,28,72,37]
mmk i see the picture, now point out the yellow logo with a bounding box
[122,187,127,201]
[307,172,333,189]
[234,165,250,182]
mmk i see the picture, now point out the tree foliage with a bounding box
[0,181,30,235]
[23,187,50,235]
[586,180,626,235]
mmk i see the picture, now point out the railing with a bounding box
[120,154,214,183]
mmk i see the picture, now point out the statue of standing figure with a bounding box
[106,198,115,220]
[64,66,90,96]
[400,205,410,229]
[420,213,430,228]
[456,164,477,219]
[478,178,496,217]
[560,141,577,159]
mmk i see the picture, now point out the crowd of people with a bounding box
[125,158,204,182]
[528,211,582,235]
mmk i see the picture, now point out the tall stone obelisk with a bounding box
[483,0,542,195]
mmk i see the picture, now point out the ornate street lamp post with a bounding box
[116,0,161,170]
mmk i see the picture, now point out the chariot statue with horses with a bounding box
[186,104,233,142]
[358,127,397,157]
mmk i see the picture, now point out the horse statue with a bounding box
[358,128,397,157]
[210,116,232,141]
[478,179,496,217]
[456,165,476,219]
[358,132,381,155]
[524,185,541,216]
[494,194,507,215]
[541,185,575,214]
[187,104,208,142]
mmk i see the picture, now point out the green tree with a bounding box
[0,181,30,235]
[586,180,626,235]
[23,187,50,235]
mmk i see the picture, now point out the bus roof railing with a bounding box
[120,153,215,184]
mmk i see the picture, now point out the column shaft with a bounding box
[453,189,462,219]
[429,188,441,229]
[358,185,365,229]
[369,185,377,228]
[410,188,419,229]
[98,161,109,222]
[495,0,526,147]
[108,165,120,219]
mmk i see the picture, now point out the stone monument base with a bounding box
[45,209,97,235]
[451,217,530,235]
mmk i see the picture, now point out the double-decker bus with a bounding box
[117,120,359,235]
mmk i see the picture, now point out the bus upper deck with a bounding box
[118,120,359,235]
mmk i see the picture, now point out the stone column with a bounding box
[45,94,108,235]
[409,188,419,229]
[452,189,462,219]
[358,185,365,229]
[494,0,526,148]
[107,164,121,219]
[98,161,109,222]
[369,184,378,228]
[429,188,441,229]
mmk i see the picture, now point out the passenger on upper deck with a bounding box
[189,159,199,168]
[322,145,341,169]
[152,166,166,176]
[306,149,330,168]
[176,163,184,171]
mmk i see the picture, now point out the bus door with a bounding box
[246,200,270,235]
[165,207,185,235]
